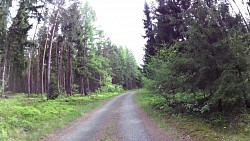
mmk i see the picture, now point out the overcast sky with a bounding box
[87,0,147,65]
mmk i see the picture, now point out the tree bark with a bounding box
[47,10,59,99]
[28,21,39,97]
[57,40,63,93]
[1,38,11,96]
[1,50,7,96]
[36,44,40,94]
[66,46,73,96]
[79,76,84,96]
[41,26,49,94]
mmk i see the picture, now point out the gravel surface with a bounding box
[119,92,150,141]
[41,92,193,141]
[59,93,126,141]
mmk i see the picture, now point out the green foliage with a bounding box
[48,74,59,100]
[0,91,122,140]
[0,0,141,96]
[135,89,250,141]
[101,42,140,90]
[142,77,157,91]
[59,1,141,95]
[97,74,123,93]
[99,84,123,93]
[0,122,8,141]
[142,0,250,115]
[0,99,76,138]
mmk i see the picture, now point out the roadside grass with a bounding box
[134,89,250,141]
[0,91,123,141]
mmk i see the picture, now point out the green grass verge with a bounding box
[0,92,123,141]
[134,89,250,141]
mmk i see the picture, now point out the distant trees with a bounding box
[0,0,141,99]
[1,0,43,96]
[143,0,250,114]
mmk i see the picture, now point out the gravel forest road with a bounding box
[41,92,192,141]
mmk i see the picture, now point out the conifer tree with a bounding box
[143,2,156,74]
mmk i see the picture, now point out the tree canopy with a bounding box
[143,0,250,114]
[0,0,141,99]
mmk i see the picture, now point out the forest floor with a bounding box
[41,92,192,141]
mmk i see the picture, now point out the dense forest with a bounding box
[4,0,250,140]
[0,0,141,99]
[142,0,250,115]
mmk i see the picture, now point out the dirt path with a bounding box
[41,92,192,141]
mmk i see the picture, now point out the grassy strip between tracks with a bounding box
[0,91,124,141]
[134,89,250,141]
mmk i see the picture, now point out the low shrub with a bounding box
[0,91,123,141]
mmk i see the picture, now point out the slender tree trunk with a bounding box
[66,46,73,96]
[28,22,39,97]
[57,43,60,93]
[41,26,49,95]
[1,52,7,96]
[47,10,59,99]
[64,70,66,94]
[79,76,84,95]
[70,54,73,96]
[83,77,88,96]
[28,51,32,96]
[57,41,63,93]
[61,44,65,93]
[36,44,40,94]
[1,40,10,96]
[13,70,16,93]
[86,77,89,95]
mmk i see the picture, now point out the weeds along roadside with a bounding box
[0,91,125,141]
[134,89,250,141]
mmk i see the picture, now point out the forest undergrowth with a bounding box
[135,89,250,141]
[0,91,124,141]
